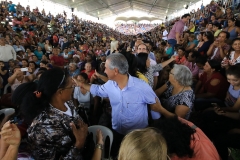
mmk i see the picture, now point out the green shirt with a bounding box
[214,29,221,37]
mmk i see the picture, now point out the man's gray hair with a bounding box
[172,64,192,86]
[106,53,129,74]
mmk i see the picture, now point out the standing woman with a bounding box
[11,68,88,159]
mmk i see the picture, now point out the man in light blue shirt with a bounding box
[75,53,161,135]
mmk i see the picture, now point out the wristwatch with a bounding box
[95,143,103,150]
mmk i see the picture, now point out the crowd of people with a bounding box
[115,23,159,35]
[0,0,239,160]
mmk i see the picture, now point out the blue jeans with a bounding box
[167,39,177,56]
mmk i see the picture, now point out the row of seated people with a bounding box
[0,1,239,160]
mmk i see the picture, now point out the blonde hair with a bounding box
[118,128,168,160]
[110,40,119,53]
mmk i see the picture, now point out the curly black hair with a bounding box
[153,116,196,158]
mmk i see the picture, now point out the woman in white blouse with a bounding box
[222,38,240,69]
[73,72,98,119]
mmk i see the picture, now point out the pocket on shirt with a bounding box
[125,102,143,117]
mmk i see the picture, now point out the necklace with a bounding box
[172,86,186,95]
[180,86,185,93]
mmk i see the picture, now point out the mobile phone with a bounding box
[20,68,28,72]
[10,119,16,124]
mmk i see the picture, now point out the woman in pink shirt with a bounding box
[154,117,220,160]
[184,51,200,78]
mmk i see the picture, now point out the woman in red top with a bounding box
[50,47,65,69]
[81,62,95,82]
[175,47,187,65]
[52,32,59,47]
[194,59,229,111]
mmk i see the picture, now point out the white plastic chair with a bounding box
[88,125,113,160]
[0,108,15,129]
[4,83,11,94]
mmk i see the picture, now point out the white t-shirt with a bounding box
[150,59,159,77]
[74,87,95,109]
[50,102,74,117]
[162,30,168,40]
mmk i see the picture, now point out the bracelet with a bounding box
[95,143,103,150]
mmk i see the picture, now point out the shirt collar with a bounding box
[113,74,134,89]
[180,19,185,24]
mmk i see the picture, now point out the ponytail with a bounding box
[12,82,48,121]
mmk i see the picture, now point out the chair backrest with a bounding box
[88,125,113,159]
[4,83,11,94]
[0,108,15,129]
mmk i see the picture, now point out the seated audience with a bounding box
[222,38,240,69]
[184,51,200,79]
[224,18,240,41]
[195,33,204,50]
[118,128,167,160]
[0,121,21,160]
[34,46,44,60]
[196,31,214,56]
[212,23,222,37]
[0,61,9,87]
[12,40,25,53]
[50,47,65,68]
[21,59,28,68]
[198,65,240,160]
[68,62,80,77]
[26,61,39,76]
[185,34,198,51]
[194,60,229,111]
[8,67,34,92]
[154,117,220,160]
[206,31,230,62]
[81,62,95,81]
[175,48,187,65]
[155,65,194,119]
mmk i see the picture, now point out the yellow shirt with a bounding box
[214,30,221,37]
[190,25,195,33]
[136,71,148,83]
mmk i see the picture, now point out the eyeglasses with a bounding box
[167,155,171,160]
[62,84,76,90]
[58,72,65,88]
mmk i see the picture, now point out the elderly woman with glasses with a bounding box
[11,68,89,159]
[155,65,195,119]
